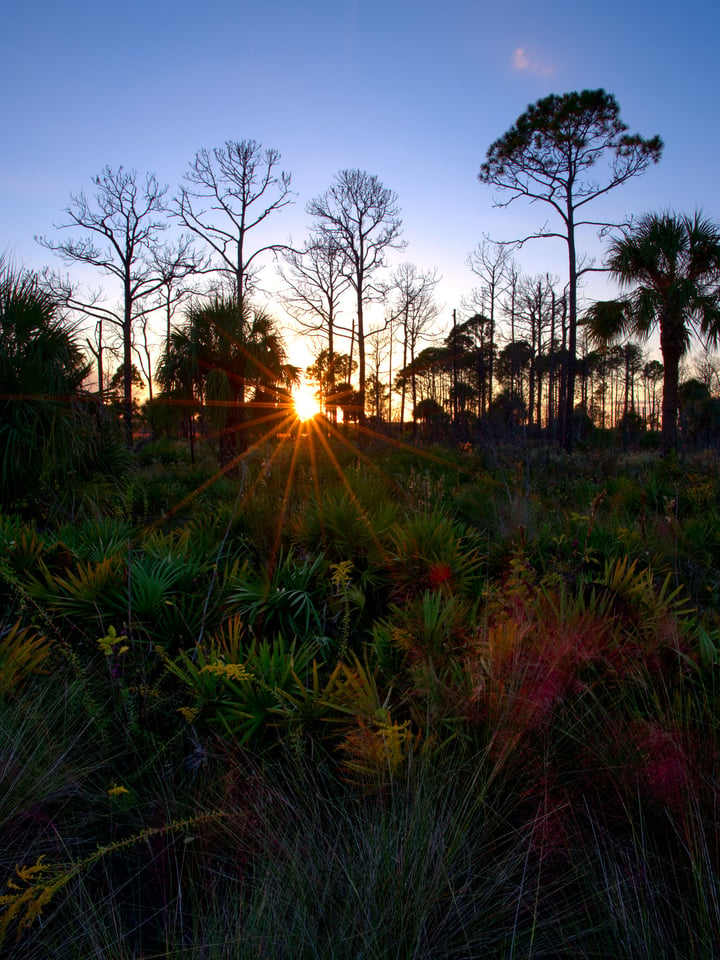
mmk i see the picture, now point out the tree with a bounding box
[306,349,356,421]
[307,170,404,422]
[479,89,663,450]
[155,323,203,461]
[497,340,534,409]
[278,235,351,402]
[514,274,564,428]
[365,326,392,423]
[642,359,664,430]
[133,236,205,411]
[38,166,192,445]
[464,238,511,410]
[383,262,440,426]
[452,313,491,420]
[107,362,145,425]
[0,260,126,509]
[159,296,290,464]
[678,378,720,446]
[413,397,446,440]
[176,140,293,299]
[585,212,720,448]
[152,235,207,353]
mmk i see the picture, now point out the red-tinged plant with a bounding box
[386,509,486,603]
[338,715,419,787]
[626,720,695,813]
[0,622,53,694]
[428,561,453,588]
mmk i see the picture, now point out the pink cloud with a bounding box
[512,46,554,76]
[513,48,529,70]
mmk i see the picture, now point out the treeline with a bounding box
[8,90,720,458]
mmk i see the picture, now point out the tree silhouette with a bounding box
[479,89,662,450]
[0,261,125,507]
[38,166,196,444]
[307,170,403,423]
[586,212,720,448]
[159,296,290,464]
[176,140,293,300]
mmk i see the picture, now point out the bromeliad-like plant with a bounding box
[163,622,320,745]
[0,622,53,694]
[386,508,486,602]
[53,517,135,564]
[373,590,475,666]
[292,487,391,578]
[24,555,126,637]
[314,653,421,786]
[226,549,327,640]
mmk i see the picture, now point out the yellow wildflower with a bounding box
[200,662,252,682]
[97,625,128,656]
[107,784,130,799]
[330,560,353,590]
[13,857,47,886]
[177,706,200,724]
[222,662,253,682]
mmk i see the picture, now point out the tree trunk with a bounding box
[660,322,681,449]
[123,280,134,447]
[563,205,578,453]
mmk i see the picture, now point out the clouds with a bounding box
[512,46,554,76]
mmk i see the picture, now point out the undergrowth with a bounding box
[1,439,720,957]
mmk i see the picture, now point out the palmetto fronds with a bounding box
[586,212,720,446]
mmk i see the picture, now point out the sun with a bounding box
[292,383,322,421]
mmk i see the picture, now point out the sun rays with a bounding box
[148,380,469,594]
[292,382,322,422]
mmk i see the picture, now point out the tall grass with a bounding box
[2,440,720,957]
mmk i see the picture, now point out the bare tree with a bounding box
[479,89,662,450]
[135,236,205,405]
[499,260,522,395]
[365,324,392,423]
[307,170,404,422]
[152,235,207,351]
[384,263,441,426]
[694,347,720,396]
[38,166,184,444]
[464,238,511,410]
[278,234,352,400]
[516,274,559,428]
[176,140,293,299]
[84,317,107,398]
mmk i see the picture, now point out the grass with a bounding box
[1,436,720,957]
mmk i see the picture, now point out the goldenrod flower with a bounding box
[330,560,354,590]
[200,662,253,682]
[107,784,130,799]
[177,706,200,724]
[13,857,47,885]
[97,625,128,656]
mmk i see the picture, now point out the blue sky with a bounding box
[1,0,716,365]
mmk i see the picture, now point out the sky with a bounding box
[1,0,717,369]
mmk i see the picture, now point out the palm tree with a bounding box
[156,320,210,461]
[0,259,128,510]
[158,295,291,464]
[586,212,720,447]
